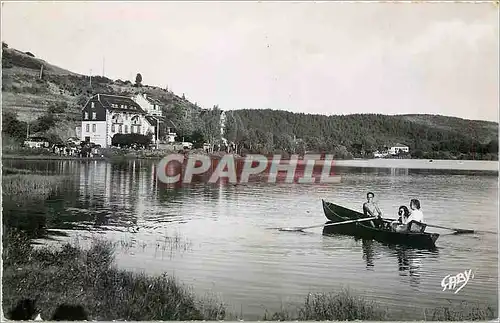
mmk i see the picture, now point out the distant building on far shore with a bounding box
[373,143,409,158]
[23,135,49,149]
[373,151,388,158]
[388,143,409,155]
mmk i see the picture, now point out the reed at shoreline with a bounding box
[2,228,226,321]
[2,173,69,201]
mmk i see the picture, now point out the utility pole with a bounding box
[26,115,33,139]
[156,117,159,149]
[89,69,92,87]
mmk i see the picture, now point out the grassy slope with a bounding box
[1,45,201,140]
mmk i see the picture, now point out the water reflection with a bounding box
[361,239,375,268]
[394,245,422,287]
[333,165,498,177]
[320,234,440,288]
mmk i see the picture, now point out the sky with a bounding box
[2,1,499,122]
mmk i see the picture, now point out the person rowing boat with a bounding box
[362,192,384,228]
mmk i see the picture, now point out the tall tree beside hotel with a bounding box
[135,73,142,87]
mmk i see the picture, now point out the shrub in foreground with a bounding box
[2,229,226,321]
[262,289,388,321]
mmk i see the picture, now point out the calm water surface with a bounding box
[3,159,499,319]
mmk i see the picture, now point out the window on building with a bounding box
[137,126,141,134]
[124,125,128,133]
[84,112,89,119]
[119,125,122,133]
[86,124,89,132]
[92,124,96,132]
[91,102,95,109]
[92,112,96,120]
[111,124,115,132]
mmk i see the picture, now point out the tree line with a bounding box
[181,108,498,160]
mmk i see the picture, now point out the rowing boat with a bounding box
[321,199,439,249]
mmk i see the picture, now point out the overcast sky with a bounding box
[2,2,498,121]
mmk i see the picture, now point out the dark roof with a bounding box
[26,136,48,141]
[145,96,162,106]
[144,115,165,126]
[95,94,146,113]
[165,119,177,129]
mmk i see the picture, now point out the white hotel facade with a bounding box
[80,93,169,148]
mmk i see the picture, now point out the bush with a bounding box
[2,111,27,141]
[2,229,226,321]
[112,133,152,148]
[31,113,57,133]
[2,48,43,70]
[48,102,67,114]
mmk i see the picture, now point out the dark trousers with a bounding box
[373,217,384,228]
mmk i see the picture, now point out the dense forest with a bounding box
[217,109,498,160]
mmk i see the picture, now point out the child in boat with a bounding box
[391,206,410,232]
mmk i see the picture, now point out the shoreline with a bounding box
[2,153,498,162]
[2,154,498,172]
[1,154,164,161]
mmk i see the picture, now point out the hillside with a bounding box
[2,42,498,160]
[222,109,498,159]
[1,42,206,142]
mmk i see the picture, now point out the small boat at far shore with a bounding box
[321,200,439,249]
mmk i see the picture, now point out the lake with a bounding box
[3,158,498,320]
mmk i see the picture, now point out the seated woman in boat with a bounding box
[406,199,425,232]
[363,192,383,228]
[391,206,410,232]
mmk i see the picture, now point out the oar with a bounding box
[422,223,495,235]
[381,218,495,235]
[275,217,377,232]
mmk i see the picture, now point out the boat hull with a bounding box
[321,199,439,249]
